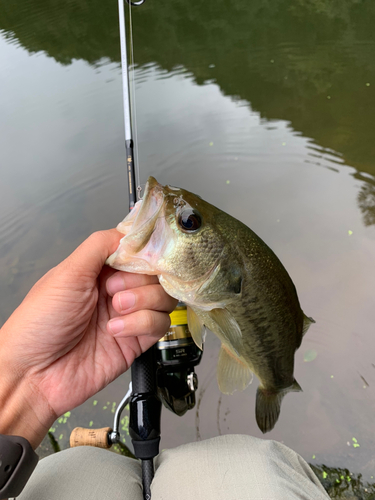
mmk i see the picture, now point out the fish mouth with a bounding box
[106,176,166,271]
[117,176,164,236]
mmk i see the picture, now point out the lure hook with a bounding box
[126,0,145,5]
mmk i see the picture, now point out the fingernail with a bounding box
[119,291,136,312]
[108,318,124,335]
[107,274,125,296]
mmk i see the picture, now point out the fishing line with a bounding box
[128,2,142,200]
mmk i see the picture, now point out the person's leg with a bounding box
[18,446,143,500]
[152,434,329,500]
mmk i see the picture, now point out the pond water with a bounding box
[1,0,375,488]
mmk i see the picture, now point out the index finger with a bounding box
[106,271,159,296]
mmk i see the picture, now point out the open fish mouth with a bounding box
[106,177,166,272]
[117,176,164,236]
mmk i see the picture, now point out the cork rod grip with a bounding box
[70,427,112,449]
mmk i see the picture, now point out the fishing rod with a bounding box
[71,2,202,499]
[118,0,161,498]
[116,1,203,497]
[72,4,159,497]
[118,0,139,209]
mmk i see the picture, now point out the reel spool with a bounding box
[155,303,203,416]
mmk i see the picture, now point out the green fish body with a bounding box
[107,176,314,433]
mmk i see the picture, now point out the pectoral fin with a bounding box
[187,307,206,350]
[217,345,253,394]
[208,308,243,354]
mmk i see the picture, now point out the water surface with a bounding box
[1,0,375,484]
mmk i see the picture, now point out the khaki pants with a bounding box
[19,435,329,500]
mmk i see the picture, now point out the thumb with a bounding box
[66,229,123,277]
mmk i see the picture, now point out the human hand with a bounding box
[0,230,177,447]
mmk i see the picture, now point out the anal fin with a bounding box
[217,344,253,395]
[256,379,302,434]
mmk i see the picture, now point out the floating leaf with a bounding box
[209,142,214,146]
[322,471,328,479]
[89,421,93,427]
[304,349,318,362]
[64,411,71,418]
[352,437,360,448]
[348,230,353,236]
[366,83,370,87]
[93,400,98,406]
[312,455,316,459]
[226,180,230,185]
[59,434,63,441]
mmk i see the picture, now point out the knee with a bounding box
[19,447,142,500]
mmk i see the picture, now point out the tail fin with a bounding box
[255,380,302,433]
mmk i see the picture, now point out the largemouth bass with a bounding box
[107,176,314,433]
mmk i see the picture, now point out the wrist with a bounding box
[0,354,56,449]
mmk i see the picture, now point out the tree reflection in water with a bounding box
[358,183,375,227]
[1,0,375,225]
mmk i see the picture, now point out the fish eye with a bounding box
[178,208,202,232]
